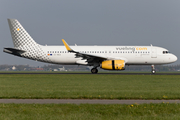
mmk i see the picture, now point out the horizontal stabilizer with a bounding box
[3,48,26,56]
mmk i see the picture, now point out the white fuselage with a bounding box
[40,45,177,65]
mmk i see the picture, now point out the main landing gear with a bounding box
[91,68,98,74]
[151,65,156,74]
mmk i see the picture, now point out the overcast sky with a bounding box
[0,0,180,66]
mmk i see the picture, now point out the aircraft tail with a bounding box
[7,19,38,50]
[6,19,51,63]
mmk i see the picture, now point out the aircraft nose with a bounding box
[172,54,178,62]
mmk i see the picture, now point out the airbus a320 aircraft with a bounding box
[4,19,177,74]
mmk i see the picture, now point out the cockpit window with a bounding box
[163,51,169,54]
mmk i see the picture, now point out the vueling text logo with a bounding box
[116,47,147,51]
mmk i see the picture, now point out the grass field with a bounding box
[1,103,180,120]
[0,74,180,99]
[1,73,180,119]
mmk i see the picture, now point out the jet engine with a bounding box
[101,60,125,70]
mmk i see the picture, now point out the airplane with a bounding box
[3,19,177,74]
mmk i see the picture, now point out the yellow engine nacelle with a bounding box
[101,60,125,70]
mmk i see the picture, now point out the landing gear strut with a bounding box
[91,68,98,74]
[151,65,156,74]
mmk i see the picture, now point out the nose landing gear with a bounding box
[91,68,98,74]
[151,65,156,74]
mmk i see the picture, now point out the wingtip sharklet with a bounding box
[62,39,73,52]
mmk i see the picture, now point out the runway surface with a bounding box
[0,99,180,104]
[0,72,180,75]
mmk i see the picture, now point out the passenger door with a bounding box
[151,47,157,58]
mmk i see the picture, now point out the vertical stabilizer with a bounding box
[8,19,38,49]
[7,19,51,63]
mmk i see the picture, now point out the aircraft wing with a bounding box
[62,39,107,64]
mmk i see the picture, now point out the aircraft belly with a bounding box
[127,56,171,65]
[49,55,78,64]
[127,56,156,64]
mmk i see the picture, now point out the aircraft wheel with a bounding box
[151,70,156,74]
[91,68,98,74]
[151,65,156,74]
